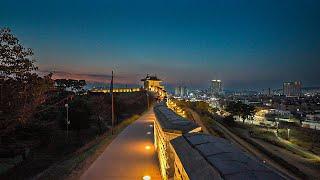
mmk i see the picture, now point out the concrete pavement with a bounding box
[81,109,161,180]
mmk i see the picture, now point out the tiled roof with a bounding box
[141,75,162,81]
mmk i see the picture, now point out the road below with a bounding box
[80,109,161,180]
[187,108,299,179]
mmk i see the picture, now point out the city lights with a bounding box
[142,175,151,180]
[2,1,320,179]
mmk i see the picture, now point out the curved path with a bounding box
[81,109,161,180]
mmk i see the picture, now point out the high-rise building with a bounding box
[211,80,222,95]
[174,86,188,97]
[283,81,302,97]
[175,87,180,97]
[180,86,185,97]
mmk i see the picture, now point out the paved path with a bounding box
[81,109,161,180]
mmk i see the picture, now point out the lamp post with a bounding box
[287,128,290,140]
[276,120,279,134]
[312,124,317,149]
[110,71,115,135]
[146,92,149,109]
[65,103,70,139]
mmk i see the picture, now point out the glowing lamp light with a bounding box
[147,132,151,135]
[145,146,151,150]
[143,175,151,180]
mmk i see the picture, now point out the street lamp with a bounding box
[65,104,70,139]
[276,121,279,134]
[146,92,150,109]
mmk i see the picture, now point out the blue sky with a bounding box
[1,0,320,89]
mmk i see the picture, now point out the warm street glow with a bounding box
[90,88,141,93]
[145,145,151,150]
[143,175,151,180]
[167,99,187,118]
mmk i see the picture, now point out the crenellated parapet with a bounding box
[153,102,284,180]
[170,133,284,180]
[153,102,201,180]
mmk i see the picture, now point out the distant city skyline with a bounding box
[1,0,320,89]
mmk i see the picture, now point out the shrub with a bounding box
[223,115,235,126]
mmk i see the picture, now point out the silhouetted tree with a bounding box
[0,28,37,80]
[224,115,235,126]
[225,101,242,117]
[89,95,111,134]
[0,28,54,132]
[54,79,86,94]
[226,101,255,124]
[69,97,90,133]
[240,104,255,124]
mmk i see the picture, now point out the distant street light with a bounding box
[65,103,70,139]
[287,128,290,140]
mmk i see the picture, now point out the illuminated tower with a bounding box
[141,74,164,91]
[283,81,302,97]
[211,80,222,95]
[175,87,180,97]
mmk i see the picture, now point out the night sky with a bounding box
[1,0,320,90]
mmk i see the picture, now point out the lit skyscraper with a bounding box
[283,81,302,97]
[180,86,185,97]
[174,87,180,97]
[211,80,222,95]
[174,86,188,97]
